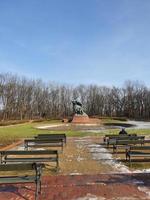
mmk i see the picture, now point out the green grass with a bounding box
[0,120,62,145]
[0,120,95,145]
[0,120,150,146]
[101,128,150,135]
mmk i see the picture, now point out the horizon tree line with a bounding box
[0,73,150,121]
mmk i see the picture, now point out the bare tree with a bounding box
[0,73,149,121]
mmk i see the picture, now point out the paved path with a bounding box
[0,137,149,200]
[0,173,149,200]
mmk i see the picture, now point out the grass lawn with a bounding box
[0,120,149,146]
[0,120,62,145]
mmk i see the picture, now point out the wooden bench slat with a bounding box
[104,134,137,137]
[0,150,59,168]
[25,139,63,143]
[5,157,57,162]
[36,134,66,143]
[126,145,150,164]
[24,139,64,151]
[0,176,36,184]
[0,163,37,171]
[0,150,58,155]
[106,136,145,147]
[130,146,150,150]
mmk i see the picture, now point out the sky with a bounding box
[0,0,150,87]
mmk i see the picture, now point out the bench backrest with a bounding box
[0,162,43,171]
[0,150,58,164]
[129,146,150,151]
[108,138,144,145]
[0,150,59,169]
[0,150,58,155]
[36,134,66,143]
[24,139,63,151]
[108,136,144,140]
[37,133,66,137]
[25,138,63,143]
[116,140,144,145]
[105,134,137,138]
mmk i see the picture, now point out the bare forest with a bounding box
[0,73,150,121]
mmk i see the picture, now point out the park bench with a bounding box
[35,133,66,144]
[126,146,150,165]
[112,139,145,154]
[103,134,137,143]
[24,138,64,151]
[0,150,59,169]
[106,136,145,147]
[0,162,44,200]
[34,135,66,147]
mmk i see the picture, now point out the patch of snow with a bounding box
[74,124,100,126]
[75,139,90,142]
[81,129,107,133]
[128,120,150,129]
[15,146,24,150]
[34,148,45,150]
[67,155,74,158]
[69,173,83,175]
[130,179,144,185]
[74,194,106,200]
[88,144,131,173]
[138,186,150,198]
[133,169,150,173]
[86,182,106,186]
[77,156,84,162]
[37,124,69,129]
[112,198,142,200]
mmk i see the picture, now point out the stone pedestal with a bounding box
[72,114,90,123]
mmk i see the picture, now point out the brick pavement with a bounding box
[0,137,149,199]
[0,173,149,200]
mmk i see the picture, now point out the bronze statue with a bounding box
[72,99,84,115]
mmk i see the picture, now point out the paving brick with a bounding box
[0,174,148,200]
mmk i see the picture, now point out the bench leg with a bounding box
[107,142,109,148]
[35,181,39,200]
[115,147,118,157]
[113,145,115,153]
[24,143,28,150]
[103,137,106,143]
[39,180,42,193]
[125,150,128,161]
[129,156,131,167]
[56,159,59,169]
[0,153,3,164]
[35,165,42,200]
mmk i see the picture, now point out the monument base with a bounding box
[72,114,90,123]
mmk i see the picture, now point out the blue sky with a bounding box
[0,0,150,86]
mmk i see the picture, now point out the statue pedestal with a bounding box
[72,114,90,123]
